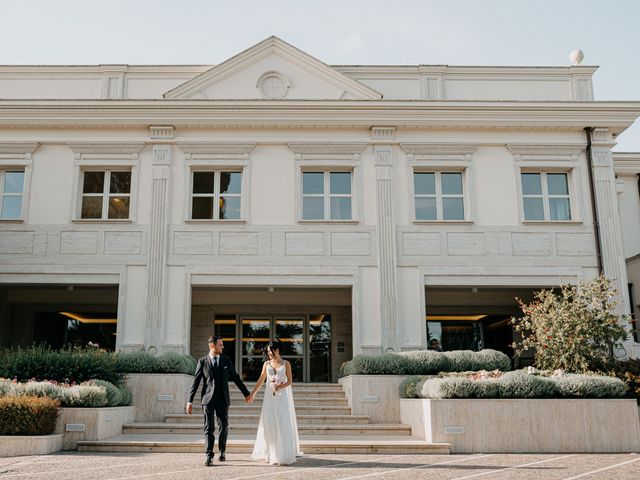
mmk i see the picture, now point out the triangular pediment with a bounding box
[164,36,382,100]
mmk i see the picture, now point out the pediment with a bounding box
[164,36,382,101]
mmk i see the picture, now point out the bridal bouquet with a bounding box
[270,377,285,396]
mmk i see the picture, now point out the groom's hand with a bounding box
[186,403,192,415]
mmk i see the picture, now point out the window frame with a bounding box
[78,169,133,221]
[0,143,37,223]
[520,171,573,222]
[0,169,26,221]
[189,169,244,221]
[508,144,584,225]
[300,169,355,222]
[413,170,467,222]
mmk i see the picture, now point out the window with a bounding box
[191,171,242,220]
[414,171,464,221]
[302,171,352,221]
[80,170,131,220]
[521,172,571,221]
[0,170,25,219]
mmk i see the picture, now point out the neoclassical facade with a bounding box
[1,37,639,381]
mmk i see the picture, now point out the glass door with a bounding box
[240,316,271,382]
[274,317,304,382]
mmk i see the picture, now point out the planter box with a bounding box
[0,434,63,457]
[401,398,640,453]
[125,373,193,422]
[55,406,136,450]
[339,375,408,423]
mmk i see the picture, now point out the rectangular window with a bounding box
[414,171,464,221]
[80,170,131,220]
[302,171,352,221]
[521,172,571,221]
[191,171,241,220]
[0,170,25,219]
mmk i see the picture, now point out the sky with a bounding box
[2,0,639,150]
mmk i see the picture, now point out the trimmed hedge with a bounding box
[115,351,196,375]
[0,346,122,385]
[341,349,511,376]
[0,395,60,435]
[402,370,627,399]
[0,347,197,385]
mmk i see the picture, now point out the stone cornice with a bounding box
[400,143,478,158]
[506,143,585,157]
[66,142,146,156]
[287,142,367,157]
[613,153,640,175]
[0,100,638,133]
[177,142,256,160]
[0,142,40,156]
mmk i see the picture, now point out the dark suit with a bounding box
[188,354,250,455]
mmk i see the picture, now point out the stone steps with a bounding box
[193,397,349,406]
[123,422,409,436]
[77,382,450,454]
[165,413,369,424]
[77,434,451,454]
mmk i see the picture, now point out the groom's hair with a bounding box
[208,335,222,344]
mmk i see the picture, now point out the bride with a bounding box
[247,340,302,465]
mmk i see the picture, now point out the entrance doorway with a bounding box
[212,313,332,383]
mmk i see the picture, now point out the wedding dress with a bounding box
[250,362,302,465]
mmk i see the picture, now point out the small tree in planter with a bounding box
[511,275,630,373]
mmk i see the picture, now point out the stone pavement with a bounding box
[1,452,639,480]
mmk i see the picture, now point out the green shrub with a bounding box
[114,351,160,373]
[498,371,558,398]
[82,380,121,407]
[399,375,425,398]
[398,350,451,374]
[157,352,193,374]
[61,385,108,407]
[20,381,65,402]
[342,349,511,376]
[593,358,640,403]
[0,395,60,435]
[0,345,122,385]
[117,383,133,406]
[554,374,627,398]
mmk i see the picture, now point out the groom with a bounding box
[187,335,251,466]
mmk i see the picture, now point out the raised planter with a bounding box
[0,434,63,457]
[55,406,136,450]
[339,375,408,423]
[125,373,193,422]
[401,398,640,453]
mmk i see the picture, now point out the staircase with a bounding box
[77,383,450,454]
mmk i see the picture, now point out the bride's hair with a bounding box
[265,340,283,356]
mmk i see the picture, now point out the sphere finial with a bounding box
[569,49,584,65]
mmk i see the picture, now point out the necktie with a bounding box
[214,356,218,369]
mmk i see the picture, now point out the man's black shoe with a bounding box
[219,453,226,462]
[205,455,213,466]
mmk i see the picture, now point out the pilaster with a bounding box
[372,126,399,352]
[145,126,174,349]
[589,128,632,351]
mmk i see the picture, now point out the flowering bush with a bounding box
[511,276,629,373]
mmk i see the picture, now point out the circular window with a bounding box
[258,71,289,99]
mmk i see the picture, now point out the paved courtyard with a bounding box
[1,452,639,480]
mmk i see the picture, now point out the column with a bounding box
[590,128,633,354]
[145,126,173,350]
[372,127,399,352]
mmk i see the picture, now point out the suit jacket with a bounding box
[188,354,250,407]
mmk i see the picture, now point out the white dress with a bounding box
[250,362,302,465]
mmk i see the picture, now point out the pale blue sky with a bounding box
[2,0,639,150]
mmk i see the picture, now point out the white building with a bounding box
[0,37,639,381]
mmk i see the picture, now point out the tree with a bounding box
[511,275,630,373]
